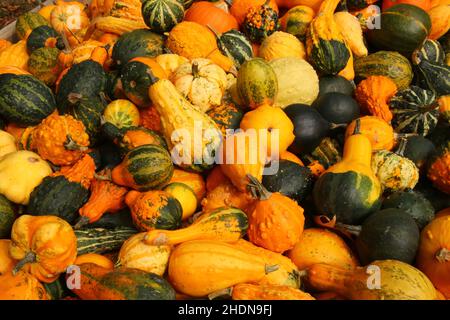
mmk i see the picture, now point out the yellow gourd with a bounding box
[258,31,306,61]
[334,11,368,57]
[0,40,29,71]
[0,130,17,158]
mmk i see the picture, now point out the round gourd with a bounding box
[382,190,435,229]
[105,70,124,101]
[0,195,16,239]
[26,25,64,53]
[416,39,445,65]
[15,12,50,40]
[27,47,62,86]
[259,31,306,61]
[103,99,140,129]
[401,136,436,169]
[163,183,198,220]
[111,29,165,67]
[184,1,238,34]
[0,130,17,158]
[427,140,450,195]
[280,5,315,41]
[0,74,56,126]
[318,75,354,97]
[355,208,420,265]
[215,29,253,68]
[141,0,185,34]
[270,57,319,107]
[242,0,280,43]
[206,102,244,136]
[312,92,360,124]
[345,116,396,151]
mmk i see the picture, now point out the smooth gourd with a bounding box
[0,130,17,158]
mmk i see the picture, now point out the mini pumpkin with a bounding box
[345,116,396,151]
[242,0,281,43]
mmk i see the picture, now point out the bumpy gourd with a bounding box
[333,11,367,58]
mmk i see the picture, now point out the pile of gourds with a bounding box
[0,0,449,300]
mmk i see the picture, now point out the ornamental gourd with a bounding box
[154,54,189,78]
[231,283,315,300]
[141,0,185,34]
[242,0,281,43]
[9,215,77,283]
[258,31,306,61]
[0,270,49,300]
[279,5,314,41]
[230,0,279,26]
[345,116,396,151]
[162,183,197,220]
[427,140,450,195]
[26,25,64,53]
[211,29,253,68]
[16,12,50,40]
[313,119,382,224]
[171,58,228,113]
[412,49,450,97]
[27,47,62,86]
[103,99,141,129]
[427,4,450,40]
[185,1,238,34]
[168,168,206,202]
[0,40,29,71]
[333,11,367,58]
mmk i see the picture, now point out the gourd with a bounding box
[168,168,206,202]
[139,105,162,132]
[303,260,437,300]
[306,0,351,75]
[354,76,397,123]
[400,135,436,170]
[354,51,413,90]
[168,240,284,297]
[237,58,278,109]
[416,215,450,298]
[345,116,396,151]
[412,50,450,97]
[32,113,90,166]
[231,283,315,300]
[0,270,49,300]
[382,190,435,230]
[259,31,306,61]
[427,140,450,195]
[70,40,105,65]
[212,29,253,68]
[162,183,197,220]
[300,137,342,173]
[242,0,281,43]
[15,12,50,40]
[145,207,248,245]
[27,154,96,224]
[0,196,16,239]
[26,25,64,53]
[0,40,29,71]
[185,1,238,34]
[103,99,140,129]
[0,130,17,158]
[50,2,90,37]
[312,92,360,124]
[426,4,450,40]
[0,151,52,205]
[0,74,56,126]
[389,86,440,136]
[0,239,15,274]
[76,172,128,228]
[230,0,279,25]
[206,102,244,136]
[74,254,114,270]
[141,0,185,34]
[279,5,315,41]
[166,21,235,72]
[334,11,367,58]
[9,215,77,283]
[171,58,228,113]
[75,227,138,255]
[71,263,176,300]
[27,47,62,86]
[247,175,305,253]
[111,144,174,191]
[117,232,171,276]
[125,190,182,232]
[382,0,432,11]
[288,228,358,270]
[89,16,148,36]
[416,39,445,65]
[318,75,354,97]
[148,72,222,172]
[313,119,382,224]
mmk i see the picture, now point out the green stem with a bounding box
[395,137,408,157]
[265,264,279,274]
[208,287,233,300]
[353,118,361,135]
[335,222,362,236]
[73,216,90,230]
[64,134,88,152]
[13,252,36,275]
[246,174,272,200]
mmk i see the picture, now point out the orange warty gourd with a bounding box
[416,215,450,298]
[139,105,162,132]
[0,270,49,300]
[231,283,315,300]
[9,215,77,283]
[74,253,114,270]
[231,0,279,25]
[206,166,228,192]
[185,1,239,33]
[51,153,96,190]
[345,116,396,151]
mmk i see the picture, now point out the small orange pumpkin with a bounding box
[185,1,239,33]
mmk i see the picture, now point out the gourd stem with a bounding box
[246,174,272,200]
[192,62,200,79]
[64,134,88,152]
[329,123,347,130]
[67,92,83,104]
[94,171,112,181]
[395,137,408,157]
[73,216,90,230]
[206,24,221,39]
[265,264,279,274]
[223,0,233,7]
[335,222,362,236]
[146,69,159,85]
[353,118,361,135]
[12,252,36,275]
[208,287,233,300]
[436,248,450,263]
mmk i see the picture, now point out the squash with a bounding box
[312,92,360,124]
[112,144,174,191]
[75,227,138,255]
[171,58,228,113]
[206,102,244,136]
[334,11,367,58]
[0,40,30,71]
[9,215,77,283]
[166,21,235,72]
[74,253,114,270]
[0,130,17,158]
[125,190,182,232]
[382,0,432,11]
[242,0,281,43]
[185,1,238,34]
[382,190,435,230]
[139,105,162,132]
[270,58,318,109]
[258,31,306,61]
[76,172,128,228]
[32,113,90,166]
[412,50,450,97]
[355,208,420,264]
[416,215,450,298]
[89,16,148,36]
[318,75,354,97]
[427,4,450,40]
[120,57,168,108]
[27,47,62,86]
[280,5,315,41]
[313,119,382,224]
[103,99,140,129]
[145,207,247,245]
[141,0,185,34]
[212,29,253,69]
[112,29,165,67]
[148,72,222,172]
[162,183,198,220]
[303,260,437,300]
[390,86,439,137]
[427,140,450,195]
[247,175,305,253]
[288,228,358,270]
[0,239,15,274]
[231,283,315,300]
[0,196,16,239]
[230,0,279,26]
[26,25,64,53]
[117,232,171,276]
[354,51,413,90]
[416,39,445,65]
[0,39,11,53]
[400,135,436,170]
[16,12,50,40]
[50,2,90,37]
[0,151,52,205]
[237,58,278,109]
[67,40,102,65]
[306,0,351,75]
[71,263,176,300]
[345,116,396,151]
[168,168,206,203]
[0,74,56,127]
[0,270,49,300]
[168,240,285,297]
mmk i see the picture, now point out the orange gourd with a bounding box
[345,116,396,151]
[168,168,206,202]
[50,2,90,36]
[0,239,15,275]
[276,0,323,11]
[139,105,162,132]
[0,270,49,300]
[0,66,30,75]
[428,5,450,40]
[280,150,304,165]
[74,253,114,270]
[231,283,315,300]
[52,153,96,190]
[9,215,77,283]
[231,0,279,25]
[185,1,239,33]
[246,175,305,253]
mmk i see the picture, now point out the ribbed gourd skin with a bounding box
[141,0,185,34]
[75,227,138,255]
[217,30,253,68]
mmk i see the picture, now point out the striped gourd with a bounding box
[280,5,315,42]
[15,12,50,40]
[141,0,185,34]
[354,51,413,90]
[0,74,56,126]
[390,86,440,137]
[0,40,29,71]
[27,47,62,86]
[215,29,253,68]
[413,56,450,97]
[416,39,445,65]
[76,227,138,255]
[26,25,64,53]
[181,0,194,9]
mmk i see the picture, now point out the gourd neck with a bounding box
[318,0,341,16]
[342,119,373,166]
